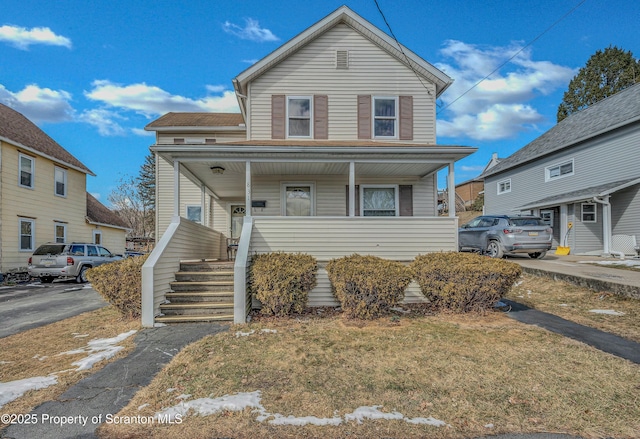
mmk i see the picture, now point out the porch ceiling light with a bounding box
[210,165,225,175]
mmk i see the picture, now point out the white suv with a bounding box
[28,243,122,283]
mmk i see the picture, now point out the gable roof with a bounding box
[232,6,453,115]
[484,82,640,178]
[145,112,245,130]
[86,192,129,230]
[0,104,94,175]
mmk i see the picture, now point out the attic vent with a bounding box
[174,138,185,144]
[205,138,217,144]
[336,50,349,69]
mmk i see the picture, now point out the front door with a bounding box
[230,205,246,239]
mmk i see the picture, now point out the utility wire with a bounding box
[436,0,588,114]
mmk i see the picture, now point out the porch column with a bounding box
[349,161,356,217]
[173,161,181,217]
[201,184,206,226]
[448,162,456,217]
[245,161,252,217]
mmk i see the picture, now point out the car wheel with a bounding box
[528,251,547,259]
[40,276,54,284]
[76,266,89,283]
[486,241,504,258]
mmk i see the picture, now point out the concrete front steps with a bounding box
[156,260,235,323]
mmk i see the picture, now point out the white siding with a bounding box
[249,216,457,306]
[249,23,436,142]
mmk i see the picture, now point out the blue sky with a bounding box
[1,0,638,204]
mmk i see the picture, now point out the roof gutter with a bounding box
[85,217,132,232]
[232,78,248,122]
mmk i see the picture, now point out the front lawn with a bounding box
[98,313,640,439]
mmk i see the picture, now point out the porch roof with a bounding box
[517,177,640,210]
[152,142,476,200]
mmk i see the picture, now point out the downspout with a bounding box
[592,195,622,259]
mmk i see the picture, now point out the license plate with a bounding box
[42,259,55,266]
[528,232,539,236]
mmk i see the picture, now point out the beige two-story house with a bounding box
[142,6,476,326]
[0,104,128,278]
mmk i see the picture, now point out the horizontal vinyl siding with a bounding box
[571,202,603,254]
[1,143,88,272]
[611,184,640,238]
[249,23,436,142]
[250,217,456,307]
[156,131,246,145]
[485,124,640,215]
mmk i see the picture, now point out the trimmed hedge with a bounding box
[326,254,412,319]
[250,252,318,316]
[86,255,148,319]
[410,252,522,312]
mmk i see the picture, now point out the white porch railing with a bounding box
[142,216,222,327]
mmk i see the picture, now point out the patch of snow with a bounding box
[154,323,167,327]
[514,280,524,287]
[559,304,568,307]
[344,406,405,423]
[166,388,177,393]
[260,329,277,334]
[176,394,192,400]
[138,403,150,411]
[235,330,255,337]
[155,391,263,422]
[73,334,90,338]
[485,423,494,428]
[83,284,93,289]
[32,355,48,361]
[0,375,58,408]
[404,416,447,426]
[64,287,82,292]
[58,330,137,371]
[268,414,342,426]
[589,309,625,316]
[579,260,640,268]
[0,361,13,365]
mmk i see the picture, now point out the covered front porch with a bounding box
[142,143,476,326]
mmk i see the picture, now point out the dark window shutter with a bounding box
[357,95,371,139]
[314,95,328,139]
[345,185,360,216]
[399,185,413,216]
[399,96,413,140]
[271,95,286,139]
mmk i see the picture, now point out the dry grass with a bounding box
[98,313,640,439]
[0,306,140,425]
[507,274,640,343]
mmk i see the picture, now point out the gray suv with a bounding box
[28,243,122,283]
[459,215,553,259]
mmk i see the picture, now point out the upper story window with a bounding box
[55,167,67,197]
[373,97,397,138]
[287,96,312,138]
[19,154,34,189]
[497,178,511,195]
[546,159,574,182]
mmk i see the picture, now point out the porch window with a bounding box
[282,183,314,216]
[546,159,574,181]
[581,203,596,222]
[186,205,202,223]
[373,97,397,138]
[361,185,399,216]
[497,178,511,194]
[287,97,312,138]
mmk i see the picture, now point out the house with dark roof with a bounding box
[483,83,640,256]
[141,6,477,326]
[0,104,128,276]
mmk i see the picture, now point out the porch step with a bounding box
[169,281,234,293]
[175,271,234,282]
[179,260,234,272]
[160,301,234,316]
[155,314,234,323]
[165,291,234,303]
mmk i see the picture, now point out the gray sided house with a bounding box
[483,83,640,256]
[141,6,477,326]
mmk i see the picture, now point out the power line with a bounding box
[436,0,588,114]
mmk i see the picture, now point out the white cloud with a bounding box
[223,18,279,42]
[0,83,74,123]
[205,84,227,93]
[435,40,576,141]
[78,108,127,136]
[0,25,71,50]
[85,80,240,115]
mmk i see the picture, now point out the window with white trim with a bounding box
[93,230,102,245]
[546,159,574,181]
[497,179,511,194]
[581,203,596,222]
[373,97,397,138]
[55,223,67,243]
[19,154,34,188]
[55,167,67,197]
[282,183,315,216]
[19,218,35,251]
[186,205,202,223]
[287,96,312,138]
[361,185,399,216]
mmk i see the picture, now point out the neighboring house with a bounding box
[86,192,130,254]
[142,6,477,326]
[455,152,501,209]
[0,104,128,276]
[483,83,640,256]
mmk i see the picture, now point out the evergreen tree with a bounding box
[557,46,639,122]
[137,152,156,211]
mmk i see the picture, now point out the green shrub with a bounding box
[326,254,412,319]
[86,255,148,319]
[410,252,521,312]
[250,252,317,316]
